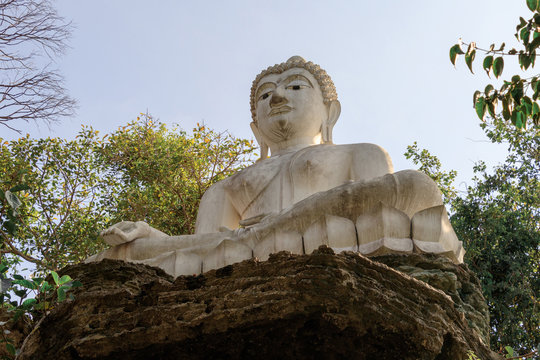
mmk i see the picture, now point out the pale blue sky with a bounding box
[2,0,531,190]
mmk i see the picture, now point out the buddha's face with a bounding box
[254,68,328,145]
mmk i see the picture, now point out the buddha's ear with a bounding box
[250,121,268,161]
[322,100,341,144]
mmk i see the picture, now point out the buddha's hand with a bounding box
[238,212,279,228]
[100,221,152,246]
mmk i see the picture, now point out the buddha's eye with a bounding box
[259,92,271,101]
[286,84,308,91]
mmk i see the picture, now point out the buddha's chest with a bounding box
[226,146,351,218]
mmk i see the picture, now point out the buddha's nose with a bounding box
[269,89,287,107]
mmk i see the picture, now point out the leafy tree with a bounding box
[0,0,75,132]
[0,127,116,272]
[448,1,539,354]
[451,120,538,355]
[0,114,256,273]
[99,113,256,236]
[405,121,539,355]
[450,0,540,131]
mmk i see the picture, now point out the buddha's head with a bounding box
[250,56,341,159]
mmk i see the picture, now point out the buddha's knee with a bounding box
[390,170,443,217]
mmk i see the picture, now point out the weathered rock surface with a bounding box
[19,247,499,360]
[0,308,31,358]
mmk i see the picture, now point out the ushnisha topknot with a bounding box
[250,56,338,122]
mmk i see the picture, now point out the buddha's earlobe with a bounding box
[250,122,268,160]
[322,100,341,144]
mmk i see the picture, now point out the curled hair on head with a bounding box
[250,56,338,122]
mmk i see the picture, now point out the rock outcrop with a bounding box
[19,247,499,360]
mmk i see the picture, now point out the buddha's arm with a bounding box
[349,143,394,181]
[195,182,241,234]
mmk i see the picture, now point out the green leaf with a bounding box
[484,84,494,97]
[465,49,476,73]
[13,279,36,290]
[519,27,531,45]
[449,44,464,66]
[487,101,496,118]
[511,82,524,103]
[505,346,514,357]
[51,271,60,286]
[475,97,486,120]
[6,343,16,355]
[511,110,525,128]
[32,277,44,285]
[532,77,540,91]
[3,220,16,235]
[518,111,526,128]
[9,184,30,193]
[527,0,538,12]
[519,53,532,69]
[522,96,533,115]
[40,281,53,293]
[511,110,518,125]
[518,18,528,34]
[502,97,512,120]
[473,90,481,106]
[58,275,71,285]
[532,102,539,115]
[493,57,504,78]
[57,286,66,302]
[14,289,27,298]
[22,298,37,308]
[482,56,493,76]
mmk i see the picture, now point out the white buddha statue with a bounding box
[87,56,464,276]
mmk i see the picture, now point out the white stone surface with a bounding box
[412,205,465,263]
[142,250,202,278]
[253,229,303,261]
[275,229,304,255]
[356,202,413,255]
[303,215,357,254]
[88,56,465,277]
[303,217,325,255]
[202,239,252,273]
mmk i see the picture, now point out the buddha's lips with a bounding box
[269,106,292,116]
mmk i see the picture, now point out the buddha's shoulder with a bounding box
[334,142,390,153]
[321,143,394,172]
[300,143,391,158]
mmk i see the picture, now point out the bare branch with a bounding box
[0,0,75,132]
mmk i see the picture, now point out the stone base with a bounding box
[19,248,499,360]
